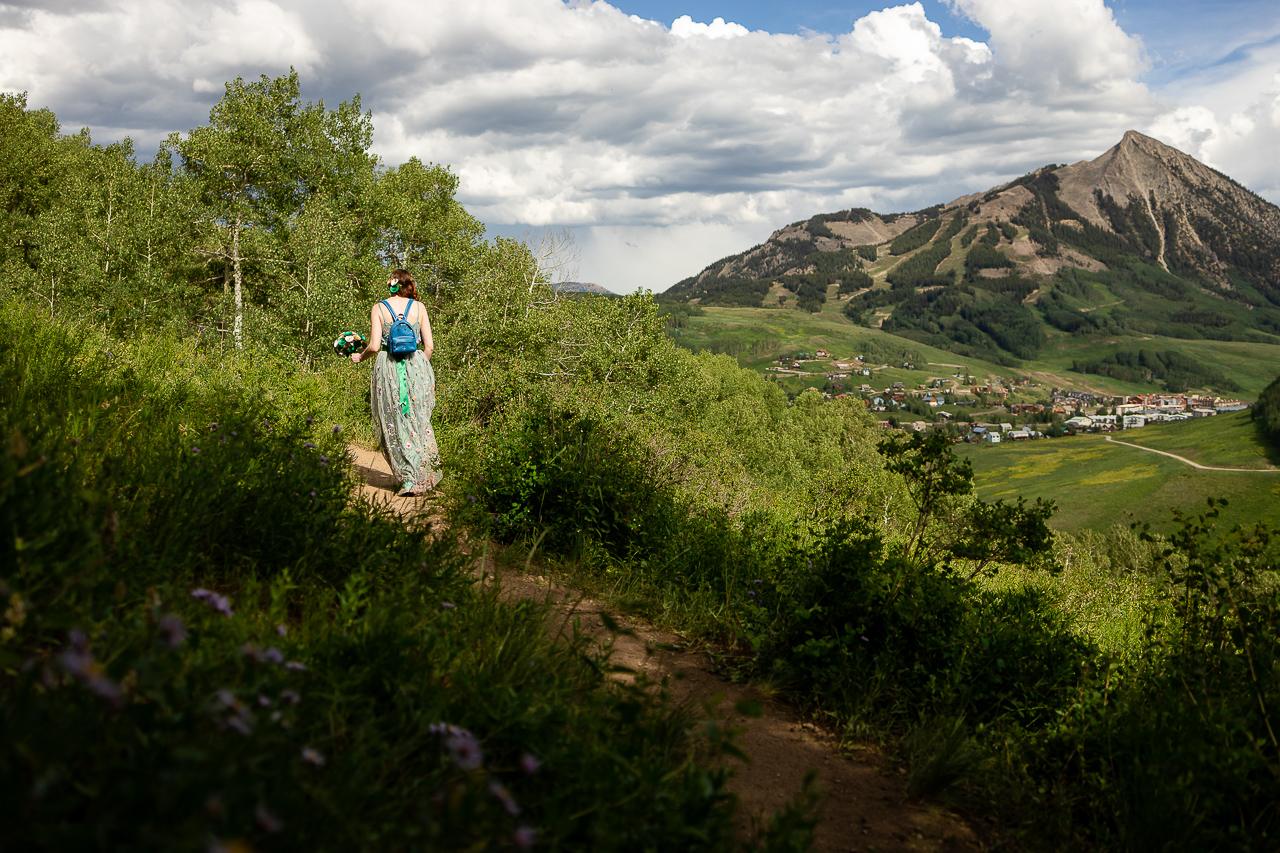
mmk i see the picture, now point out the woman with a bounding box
[350,269,443,496]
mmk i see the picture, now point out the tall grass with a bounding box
[0,304,812,851]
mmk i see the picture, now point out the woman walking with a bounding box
[350,269,442,496]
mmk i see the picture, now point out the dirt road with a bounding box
[1105,436,1280,472]
[348,445,983,853]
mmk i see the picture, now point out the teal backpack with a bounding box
[381,299,418,359]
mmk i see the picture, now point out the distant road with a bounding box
[1105,436,1280,472]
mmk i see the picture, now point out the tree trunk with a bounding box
[232,218,244,350]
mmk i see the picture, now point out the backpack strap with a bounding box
[381,298,413,321]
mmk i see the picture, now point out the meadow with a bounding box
[955,428,1280,535]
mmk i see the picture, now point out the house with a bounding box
[1191,408,1217,417]
[982,432,1002,444]
[816,349,830,358]
[1123,415,1146,429]
[1009,430,1032,441]
[1064,416,1094,430]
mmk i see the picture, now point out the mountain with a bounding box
[552,280,614,295]
[664,132,1280,379]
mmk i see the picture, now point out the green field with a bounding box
[1111,409,1280,469]
[956,432,1280,535]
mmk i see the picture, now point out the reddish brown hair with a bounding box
[390,268,417,300]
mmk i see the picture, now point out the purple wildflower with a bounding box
[263,647,285,665]
[318,455,329,466]
[255,804,283,833]
[514,825,536,851]
[280,689,301,705]
[860,635,870,643]
[309,490,316,497]
[276,623,288,636]
[191,445,201,455]
[301,746,325,766]
[332,425,342,435]
[87,675,124,707]
[305,417,315,426]
[304,441,316,449]
[226,715,253,736]
[446,730,483,770]
[440,601,455,610]
[230,430,237,437]
[191,588,233,617]
[489,780,521,816]
[209,423,218,432]
[520,752,541,775]
[69,628,89,652]
[258,695,271,707]
[286,661,308,672]
[158,614,187,648]
[59,643,125,709]
[467,494,477,504]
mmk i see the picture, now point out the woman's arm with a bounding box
[350,304,384,364]
[418,302,435,360]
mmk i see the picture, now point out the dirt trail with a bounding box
[1105,436,1280,472]
[348,445,983,853]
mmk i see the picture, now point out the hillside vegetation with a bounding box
[5,76,1280,852]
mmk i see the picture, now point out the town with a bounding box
[768,350,1250,443]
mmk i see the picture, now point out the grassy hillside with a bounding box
[667,302,1280,398]
[1114,409,1280,469]
[955,429,1280,534]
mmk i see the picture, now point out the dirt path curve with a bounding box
[348,445,983,853]
[1105,436,1280,472]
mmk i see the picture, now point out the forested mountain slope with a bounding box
[665,132,1280,374]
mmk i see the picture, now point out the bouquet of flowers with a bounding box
[332,331,367,357]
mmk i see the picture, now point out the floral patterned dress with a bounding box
[371,303,442,493]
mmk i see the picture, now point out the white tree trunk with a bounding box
[232,218,244,350]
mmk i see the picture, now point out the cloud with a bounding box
[0,0,1277,291]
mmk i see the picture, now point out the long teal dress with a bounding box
[371,304,442,494]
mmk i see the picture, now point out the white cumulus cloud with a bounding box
[0,0,1277,292]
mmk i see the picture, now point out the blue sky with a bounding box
[1,0,1278,292]
[614,0,1278,82]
